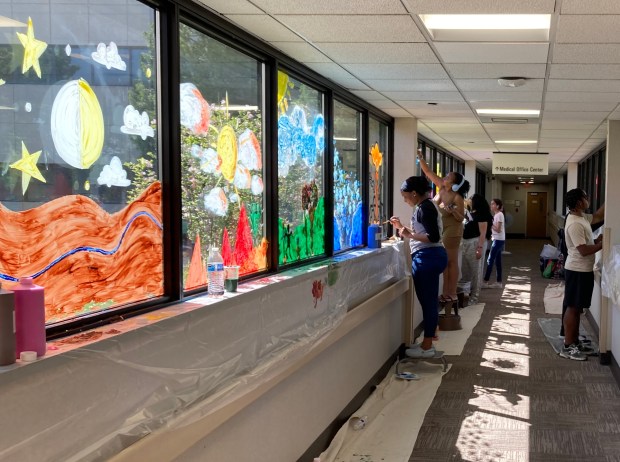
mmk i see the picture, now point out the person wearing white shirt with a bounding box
[482,198,505,289]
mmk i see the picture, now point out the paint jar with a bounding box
[0,283,16,366]
[367,223,381,248]
[224,265,240,292]
[13,278,46,358]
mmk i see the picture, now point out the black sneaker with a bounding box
[559,344,587,361]
[577,341,597,356]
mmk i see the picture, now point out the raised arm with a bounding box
[416,149,444,188]
[592,203,605,225]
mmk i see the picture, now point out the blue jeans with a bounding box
[484,239,505,283]
[411,247,448,338]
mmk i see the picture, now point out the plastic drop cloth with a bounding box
[0,242,408,462]
[602,244,620,306]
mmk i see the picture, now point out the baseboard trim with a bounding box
[298,349,399,462]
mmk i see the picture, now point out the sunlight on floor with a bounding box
[457,272,533,461]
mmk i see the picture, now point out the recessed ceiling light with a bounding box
[498,77,526,88]
[495,140,537,144]
[419,14,551,41]
[477,109,540,116]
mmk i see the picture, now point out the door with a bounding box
[526,192,547,238]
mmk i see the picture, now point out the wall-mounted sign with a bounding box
[492,152,548,175]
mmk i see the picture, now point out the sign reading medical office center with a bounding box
[492,152,549,175]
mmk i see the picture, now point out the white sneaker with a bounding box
[405,346,437,358]
[481,281,492,289]
[490,282,503,288]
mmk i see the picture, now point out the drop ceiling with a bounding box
[195,0,620,182]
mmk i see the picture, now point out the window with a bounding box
[179,23,267,290]
[277,70,325,264]
[0,2,161,324]
[369,116,389,238]
[333,100,362,251]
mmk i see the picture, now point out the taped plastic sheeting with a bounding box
[0,242,408,462]
[602,245,620,306]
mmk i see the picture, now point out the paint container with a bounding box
[13,278,46,358]
[224,265,240,292]
[367,223,381,248]
[0,283,16,366]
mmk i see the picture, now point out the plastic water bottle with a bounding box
[13,277,46,358]
[207,247,225,296]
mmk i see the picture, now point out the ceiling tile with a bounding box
[342,63,449,80]
[562,0,620,14]
[196,0,263,14]
[274,15,425,42]
[434,43,549,64]
[270,42,332,62]
[544,91,620,102]
[382,108,413,117]
[465,91,543,102]
[318,42,438,64]
[225,14,303,41]
[364,79,457,92]
[557,15,620,43]
[553,44,620,63]
[303,62,357,81]
[456,79,544,92]
[383,91,464,101]
[542,111,609,121]
[549,64,620,79]
[540,129,598,139]
[547,79,620,92]
[445,63,547,79]
[327,77,371,91]
[252,0,408,14]
[350,90,392,101]
[545,101,618,112]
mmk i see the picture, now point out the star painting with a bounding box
[16,17,47,78]
[10,141,46,195]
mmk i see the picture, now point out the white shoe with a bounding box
[489,282,503,288]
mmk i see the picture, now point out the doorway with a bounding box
[526,192,548,238]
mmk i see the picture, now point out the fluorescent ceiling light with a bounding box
[333,137,358,141]
[477,109,540,116]
[419,14,550,42]
[495,140,537,144]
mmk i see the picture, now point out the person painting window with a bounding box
[416,149,469,309]
[482,198,505,289]
[390,176,447,358]
[459,194,492,305]
[560,189,604,361]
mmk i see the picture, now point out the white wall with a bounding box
[392,118,417,227]
[500,182,553,236]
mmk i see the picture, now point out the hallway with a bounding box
[412,239,620,462]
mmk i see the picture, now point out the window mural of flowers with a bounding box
[277,70,325,264]
[368,117,389,237]
[370,142,383,223]
[333,145,363,251]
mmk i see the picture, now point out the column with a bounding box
[392,118,417,224]
[464,160,476,194]
[566,162,578,190]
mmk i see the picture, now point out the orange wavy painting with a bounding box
[0,182,163,323]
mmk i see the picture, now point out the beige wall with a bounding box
[500,182,554,236]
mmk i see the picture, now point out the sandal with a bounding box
[439,295,457,304]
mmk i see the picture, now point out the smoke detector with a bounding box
[498,77,526,88]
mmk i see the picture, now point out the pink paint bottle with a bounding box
[13,277,46,358]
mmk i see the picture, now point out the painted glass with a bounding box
[277,70,325,264]
[0,2,161,323]
[333,100,362,251]
[179,23,267,290]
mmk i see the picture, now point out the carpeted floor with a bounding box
[411,239,620,462]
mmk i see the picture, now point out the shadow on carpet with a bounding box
[537,317,598,355]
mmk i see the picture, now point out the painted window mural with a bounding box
[277,70,325,264]
[368,117,389,237]
[0,2,161,323]
[179,23,266,290]
[333,100,362,251]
